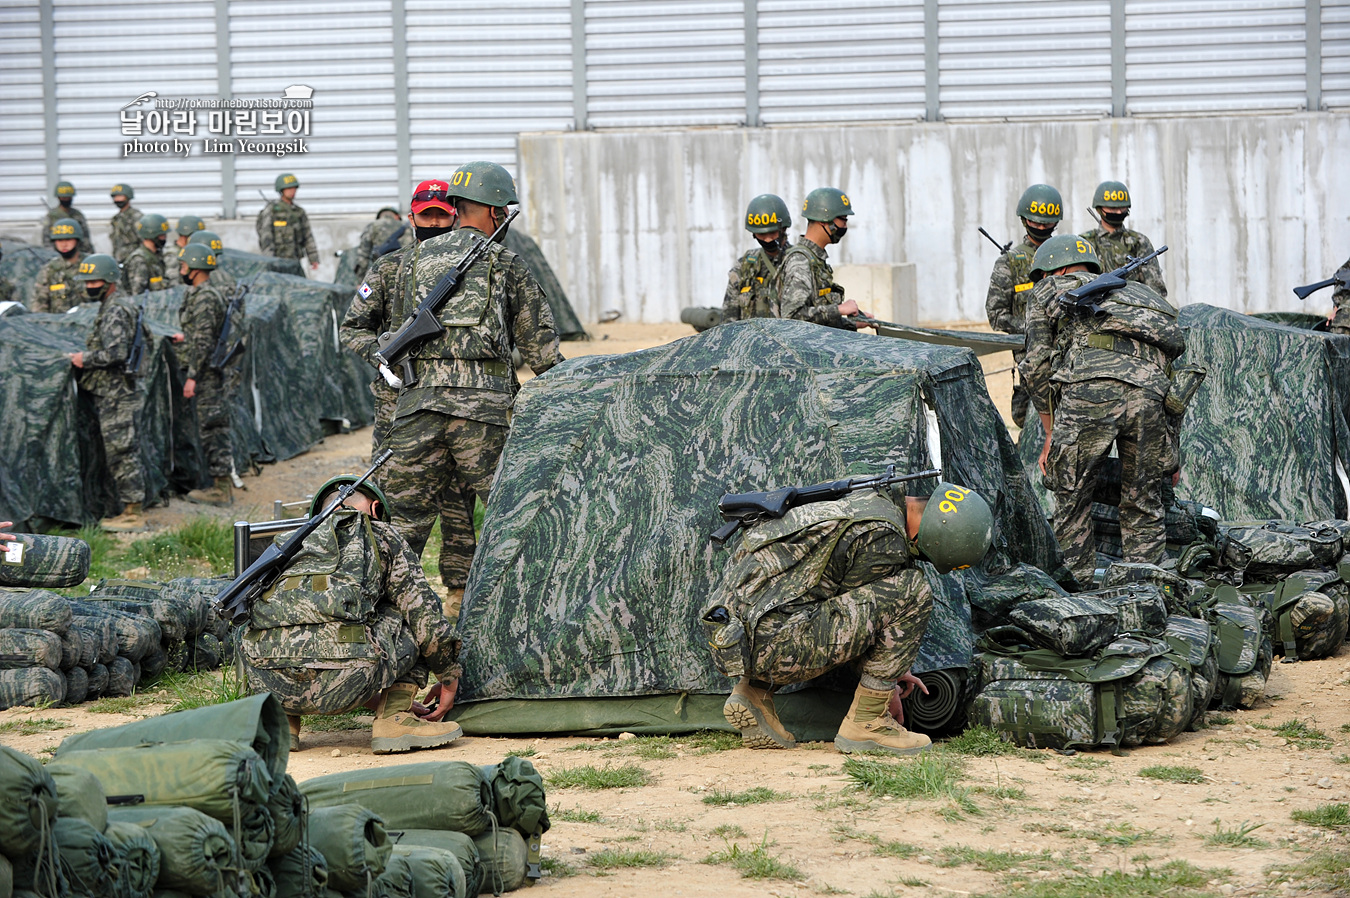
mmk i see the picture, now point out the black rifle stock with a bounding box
[978,227,1012,255]
[211,281,249,370]
[1062,245,1169,315]
[1293,268,1350,301]
[711,465,942,546]
[214,449,393,625]
[373,210,519,388]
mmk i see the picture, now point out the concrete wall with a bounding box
[518,114,1350,324]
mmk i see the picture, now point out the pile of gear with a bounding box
[0,533,228,710]
[0,694,546,898]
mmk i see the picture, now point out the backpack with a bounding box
[1007,595,1118,657]
[1208,594,1274,710]
[1101,561,1208,616]
[1162,615,1219,729]
[1214,520,1343,582]
[1243,569,1349,662]
[1080,584,1169,637]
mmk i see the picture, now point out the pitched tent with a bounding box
[450,318,1061,739]
[0,240,58,302]
[215,248,304,280]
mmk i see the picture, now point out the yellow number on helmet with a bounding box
[840,195,850,206]
[939,500,957,514]
[1076,239,1088,254]
[944,488,968,503]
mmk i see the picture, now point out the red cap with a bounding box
[410,180,452,215]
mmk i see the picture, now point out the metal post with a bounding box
[571,0,588,131]
[39,0,58,193]
[1111,0,1126,117]
[215,0,236,217]
[924,0,940,121]
[1307,0,1322,112]
[392,0,412,193]
[744,0,759,127]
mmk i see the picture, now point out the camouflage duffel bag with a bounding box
[963,562,1069,626]
[107,806,235,896]
[1246,570,1349,661]
[302,761,495,838]
[1215,520,1344,581]
[46,762,107,829]
[307,805,391,893]
[0,588,73,633]
[392,831,482,898]
[1162,615,1219,729]
[387,846,465,898]
[103,820,161,898]
[969,633,1193,750]
[473,828,530,893]
[85,582,190,644]
[63,666,88,705]
[0,535,90,589]
[105,657,137,698]
[1,855,12,898]
[0,745,59,856]
[1081,584,1169,637]
[87,662,108,700]
[1008,595,1119,657]
[268,844,328,898]
[68,602,160,663]
[0,668,66,709]
[0,628,64,671]
[1209,598,1274,710]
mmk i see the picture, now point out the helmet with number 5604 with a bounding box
[744,194,792,234]
[914,482,994,574]
[446,161,518,207]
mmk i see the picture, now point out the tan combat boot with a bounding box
[187,476,233,507]
[442,588,465,623]
[723,677,796,749]
[102,502,147,533]
[370,682,463,754]
[834,684,931,756]
[287,715,302,753]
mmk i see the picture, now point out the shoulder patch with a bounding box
[358,282,373,299]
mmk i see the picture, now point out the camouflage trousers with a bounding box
[1045,380,1174,586]
[747,568,933,688]
[378,410,506,568]
[93,386,146,505]
[194,371,235,478]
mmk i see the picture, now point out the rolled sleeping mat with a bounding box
[0,668,66,710]
[103,820,162,898]
[391,830,482,898]
[307,805,391,893]
[388,846,465,898]
[0,536,91,589]
[901,668,969,735]
[0,629,64,671]
[51,817,117,898]
[68,603,161,663]
[478,757,550,837]
[63,665,89,705]
[301,762,494,837]
[368,853,415,898]
[267,844,327,898]
[0,745,58,856]
[107,806,235,896]
[105,657,136,698]
[472,828,529,893]
[0,589,74,633]
[45,762,108,830]
[267,775,305,859]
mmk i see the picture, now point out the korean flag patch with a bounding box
[358,282,373,299]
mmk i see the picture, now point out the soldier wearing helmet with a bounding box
[1328,254,1350,334]
[122,214,172,295]
[1080,180,1167,299]
[774,187,871,330]
[108,184,143,264]
[256,173,319,273]
[32,218,87,313]
[68,254,149,533]
[237,472,464,755]
[354,206,413,275]
[187,230,236,291]
[1021,235,1184,587]
[168,215,208,280]
[42,181,93,255]
[722,194,793,322]
[704,478,992,756]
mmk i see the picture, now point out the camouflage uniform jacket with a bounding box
[41,206,94,255]
[339,242,412,414]
[774,237,855,330]
[1080,226,1168,299]
[721,246,782,321]
[1327,255,1350,330]
[354,218,411,276]
[179,278,230,381]
[256,200,319,265]
[122,245,169,296]
[109,205,144,263]
[80,294,139,396]
[985,236,1038,336]
[31,254,84,313]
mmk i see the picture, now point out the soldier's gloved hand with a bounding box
[378,364,403,389]
[416,679,458,721]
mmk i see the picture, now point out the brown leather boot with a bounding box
[723,677,796,749]
[834,684,931,756]
[102,502,147,533]
[187,476,233,506]
[287,715,301,752]
[370,682,463,754]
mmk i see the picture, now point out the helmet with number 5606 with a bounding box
[1016,184,1063,226]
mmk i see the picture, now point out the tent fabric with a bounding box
[216,248,304,280]
[451,318,1058,730]
[0,241,58,302]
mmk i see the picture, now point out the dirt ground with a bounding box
[5,322,1346,897]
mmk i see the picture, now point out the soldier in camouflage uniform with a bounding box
[1021,235,1185,588]
[0,246,13,305]
[238,477,464,754]
[774,187,871,330]
[108,184,143,264]
[31,218,86,313]
[42,182,93,255]
[353,206,412,276]
[722,194,792,322]
[168,215,208,282]
[175,243,238,507]
[1080,180,1167,299]
[987,184,1063,428]
[256,173,319,273]
[122,214,172,296]
[189,230,235,292]
[67,254,148,533]
[703,483,992,755]
[1325,256,1350,334]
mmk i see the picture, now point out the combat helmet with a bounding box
[178,243,217,271]
[54,181,76,199]
[310,475,390,521]
[376,206,400,219]
[914,483,994,574]
[446,161,517,207]
[137,213,170,241]
[1092,180,1131,210]
[275,173,299,192]
[49,218,84,241]
[110,184,134,200]
[1030,235,1101,280]
[189,230,224,253]
[744,194,791,234]
[75,254,120,283]
[177,215,206,236]
[801,187,854,223]
[1016,184,1063,225]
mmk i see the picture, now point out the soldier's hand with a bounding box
[69,352,84,368]
[839,298,860,316]
[172,332,185,343]
[417,680,457,721]
[889,672,929,724]
[311,262,319,271]
[0,522,14,543]
[1038,436,1051,475]
[183,378,197,399]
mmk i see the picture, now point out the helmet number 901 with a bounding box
[451,171,474,187]
[1029,201,1061,216]
[939,486,971,515]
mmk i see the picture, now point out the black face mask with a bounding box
[58,197,72,207]
[755,235,787,257]
[57,246,79,260]
[489,208,511,243]
[113,199,128,209]
[85,284,108,301]
[824,222,848,245]
[414,223,454,242]
[153,235,167,251]
[1025,223,1056,243]
[1101,210,1129,226]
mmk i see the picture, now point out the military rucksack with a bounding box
[1162,614,1220,729]
[1007,595,1118,657]
[1077,280,1186,363]
[1214,520,1344,582]
[1240,569,1349,661]
[1207,592,1275,710]
[1080,583,1169,637]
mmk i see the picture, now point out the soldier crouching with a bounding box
[237,476,463,755]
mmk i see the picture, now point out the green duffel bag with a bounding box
[1081,584,1168,637]
[68,603,160,663]
[392,831,481,898]
[103,820,161,898]
[245,865,276,898]
[1162,615,1219,728]
[63,667,89,705]
[0,536,90,589]
[1,854,12,898]
[1209,599,1274,710]
[1216,520,1343,580]
[107,806,235,897]
[267,775,305,859]
[479,757,550,839]
[1007,595,1118,657]
[267,844,327,898]
[51,817,116,898]
[0,745,58,857]
[473,828,529,893]
[0,667,66,709]
[0,629,63,671]
[368,853,416,898]
[307,805,391,893]
[45,762,107,829]
[301,762,494,837]
[388,846,466,898]
[0,589,73,634]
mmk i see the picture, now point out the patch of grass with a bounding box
[1001,860,1225,898]
[818,886,851,896]
[1202,819,1268,849]
[701,786,790,807]
[979,784,1028,801]
[702,836,804,882]
[549,805,603,824]
[162,668,247,711]
[684,730,741,753]
[1341,723,1350,733]
[630,737,676,760]
[1334,754,1350,765]
[936,845,1067,873]
[843,753,979,817]
[124,517,233,577]
[941,725,1037,758]
[1278,849,1350,894]
[545,763,649,790]
[833,826,921,859]
[1209,714,1234,726]
[587,849,673,870]
[301,711,368,732]
[0,717,69,737]
[1138,765,1205,784]
[1291,803,1349,828]
[654,818,687,833]
[539,857,577,878]
[1272,719,1332,749]
[1025,821,1164,849]
[711,824,747,839]
[505,747,536,758]
[559,742,605,752]
[85,696,144,715]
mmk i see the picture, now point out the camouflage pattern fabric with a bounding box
[1214,520,1342,580]
[1007,594,1118,656]
[216,247,304,280]
[106,656,136,696]
[122,246,169,296]
[0,535,91,588]
[69,601,161,662]
[1081,583,1169,637]
[0,628,63,670]
[984,236,1038,336]
[0,276,13,304]
[1080,226,1168,298]
[722,246,781,322]
[31,254,83,313]
[774,238,854,330]
[179,278,235,477]
[1282,587,1348,660]
[109,206,143,263]
[1328,255,1350,332]
[256,200,318,267]
[1209,600,1273,709]
[0,667,66,708]
[63,666,88,703]
[354,217,411,275]
[42,205,93,254]
[0,588,74,632]
[1102,561,1206,615]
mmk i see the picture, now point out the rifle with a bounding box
[1062,245,1168,315]
[125,301,147,377]
[374,224,408,258]
[1293,268,1350,301]
[215,449,393,625]
[711,465,942,547]
[210,281,249,370]
[374,210,519,388]
[978,227,1012,255]
[1085,206,1103,226]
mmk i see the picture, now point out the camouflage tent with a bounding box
[450,318,1059,738]
[216,248,304,280]
[0,240,58,303]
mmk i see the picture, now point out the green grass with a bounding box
[539,857,577,878]
[587,849,673,870]
[1067,755,1109,770]
[935,845,1067,872]
[683,730,741,753]
[1025,821,1165,848]
[627,737,676,760]
[979,784,1028,801]
[1277,849,1350,894]
[123,517,234,577]
[505,747,536,758]
[545,763,650,790]
[1334,754,1350,765]
[843,753,978,816]
[301,710,368,732]
[1201,820,1268,849]
[941,725,1038,758]
[549,805,604,824]
[1138,765,1205,784]
[85,695,145,714]
[992,860,1225,898]
[162,668,248,711]
[1271,719,1332,749]
[0,717,69,737]
[703,836,805,882]
[701,786,790,807]
[1209,714,1234,726]
[417,502,485,582]
[711,824,746,839]
[832,825,920,859]
[1291,803,1350,828]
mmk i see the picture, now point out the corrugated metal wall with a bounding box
[0,1,45,217]
[1326,0,1350,109]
